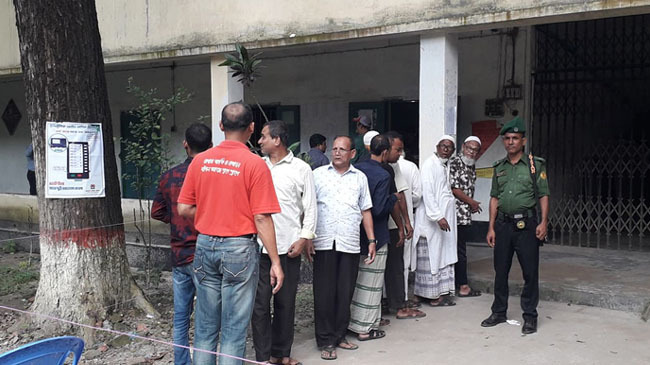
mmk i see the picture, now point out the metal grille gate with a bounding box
[532,15,650,251]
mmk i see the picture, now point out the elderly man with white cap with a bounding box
[412,134,458,307]
[449,136,483,298]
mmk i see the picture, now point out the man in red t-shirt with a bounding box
[178,102,284,365]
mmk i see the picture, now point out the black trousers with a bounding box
[27,170,36,195]
[491,216,540,320]
[455,225,471,287]
[312,247,359,348]
[252,253,301,361]
[385,229,406,310]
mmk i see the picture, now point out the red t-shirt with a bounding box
[178,140,280,236]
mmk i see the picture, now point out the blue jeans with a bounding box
[192,234,260,365]
[173,264,196,365]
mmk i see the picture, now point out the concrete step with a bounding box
[466,243,650,316]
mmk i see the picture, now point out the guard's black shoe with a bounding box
[481,313,507,327]
[522,318,537,334]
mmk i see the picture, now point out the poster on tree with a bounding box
[45,121,105,198]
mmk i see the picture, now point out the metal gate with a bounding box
[532,15,650,251]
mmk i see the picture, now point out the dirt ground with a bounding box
[0,251,315,364]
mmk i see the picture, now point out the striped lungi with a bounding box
[348,245,388,334]
[414,237,455,300]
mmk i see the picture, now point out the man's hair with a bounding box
[185,123,212,153]
[264,120,289,147]
[309,133,326,148]
[334,135,355,150]
[370,134,391,156]
[385,130,404,144]
[221,102,253,132]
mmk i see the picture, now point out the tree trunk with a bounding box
[12,0,156,339]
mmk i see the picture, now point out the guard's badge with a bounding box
[540,171,547,180]
[496,171,507,177]
[514,127,519,132]
[516,220,526,229]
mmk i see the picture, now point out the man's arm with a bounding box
[452,188,482,213]
[151,178,170,223]
[390,200,405,247]
[486,197,499,248]
[177,203,196,220]
[536,196,549,240]
[397,191,413,239]
[255,213,285,294]
[361,209,376,264]
[288,167,318,259]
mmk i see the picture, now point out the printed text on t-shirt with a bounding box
[200,158,241,176]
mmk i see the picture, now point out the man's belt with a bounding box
[497,209,536,222]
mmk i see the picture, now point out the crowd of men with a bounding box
[152,102,549,364]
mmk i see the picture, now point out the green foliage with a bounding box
[288,141,312,165]
[120,77,193,199]
[0,266,39,296]
[2,241,17,254]
[218,43,263,88]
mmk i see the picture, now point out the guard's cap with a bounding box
[353,115,371,128]
[499,116,526,135]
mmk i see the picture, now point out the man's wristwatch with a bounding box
[368,239,377,244]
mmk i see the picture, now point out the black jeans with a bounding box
[491,216,540,320]
[455,225,471,287]
[252,253,301,361]
[312,247,359,348]
[27,170,36,195]
[385,229,406,310]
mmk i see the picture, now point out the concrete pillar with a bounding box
[419,33,458,162]
[210,55,244,145]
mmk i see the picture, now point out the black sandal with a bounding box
[357,329,386,341]
[320,346,337,360]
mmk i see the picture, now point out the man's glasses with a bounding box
[332,147,351,154]
[439,144,455,151]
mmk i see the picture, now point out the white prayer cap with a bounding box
[363,130,380,146]
[464,136,481,145]
[437,134,456,146]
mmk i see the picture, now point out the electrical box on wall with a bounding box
[485,98,504,118]
[503,84,523,100]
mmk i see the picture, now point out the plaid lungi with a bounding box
[414,237,455,300]
[348,245,388,334]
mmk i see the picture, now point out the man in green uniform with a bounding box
[480,116,549,335]
[351,115,371,164]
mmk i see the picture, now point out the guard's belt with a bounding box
[497,209,536,221]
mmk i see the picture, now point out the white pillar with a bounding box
[419,33,458,162]
[210,55,244,145]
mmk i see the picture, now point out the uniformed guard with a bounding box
[480,116,550,335]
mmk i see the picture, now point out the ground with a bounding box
[1,251,649,364]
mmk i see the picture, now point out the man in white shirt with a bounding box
[397,152,422,301]
[312,136,376,361]
[413,135,458,307]
[253,120,317,365]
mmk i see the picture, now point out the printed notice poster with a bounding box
[45,122,105,198]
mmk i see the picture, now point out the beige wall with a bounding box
[2,0,650,74]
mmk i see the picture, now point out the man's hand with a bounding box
[287,238,307,258]
[302,240,315,263]
[396,228,405,247]
[405,222,414,240]
[270,262,285,294]
[437,218,450,232]
[469,200,482,214]
[486,228,496,248]
[365,243,376,265]
[535,220,548,241]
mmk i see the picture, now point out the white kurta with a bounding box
[412,154,457,275]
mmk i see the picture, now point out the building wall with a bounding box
[2,0,649,73]
[0,62,211,194]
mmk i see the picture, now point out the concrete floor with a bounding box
[288,244,650,364]
[290,294,650,364]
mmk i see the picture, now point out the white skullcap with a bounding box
[464,136,481,145]
[363,130,380,146]
[437,134,456,146]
